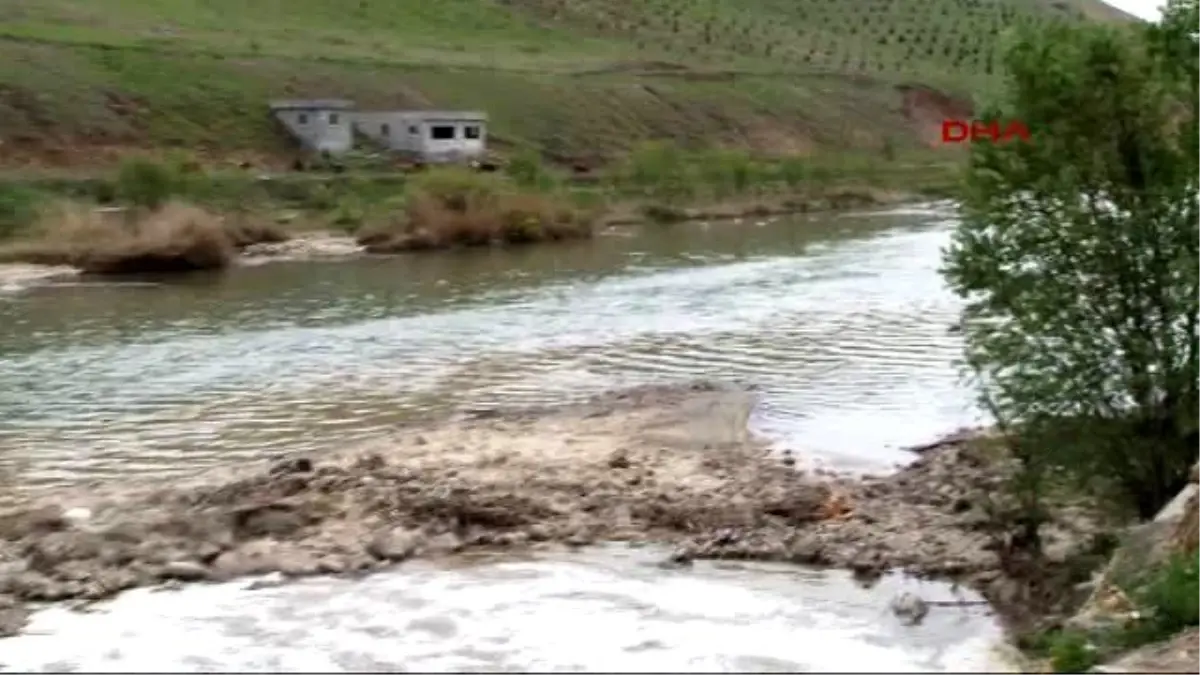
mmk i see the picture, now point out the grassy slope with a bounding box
[0,0,1135,169]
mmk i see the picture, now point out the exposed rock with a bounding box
[231,502,310,539]
[159,560,210,581]
[6,571,69,601]
[1093,627,1200,673]
[269,457,313,475]
[0,505,69,539]
[427,532,466,555]
[25,531,104,572]
[1172,490,1198,556]
[365,528,421,562]
[606,450,632,469]
[277,550,323,577]
[889,591,930,626]
[1155,479,1198,523]
[904,427,985,454]
[656,548,694,569]
[210,541,290,580]
[0,594,29,637]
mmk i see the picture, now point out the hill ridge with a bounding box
[0,0,1136,169]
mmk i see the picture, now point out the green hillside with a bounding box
[0,0,1136,169]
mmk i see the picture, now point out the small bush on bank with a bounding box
[614,141,695,204]
[0,185,43,238]
[504,149,558,191]
[329,195,367,233]
[115,159,178,210]
[695,149,758,198]
[1121,551,1199,644]
[1047,629,1096,673]
[357,168,593,253]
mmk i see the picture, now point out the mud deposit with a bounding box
[0,382,1102,643]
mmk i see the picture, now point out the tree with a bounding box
[941,3,1199,519]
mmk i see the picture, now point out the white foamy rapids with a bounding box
[0,546,1019,673]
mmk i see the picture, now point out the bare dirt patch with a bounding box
[897,83,975,149]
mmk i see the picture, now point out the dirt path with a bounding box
[0,381,1109,643]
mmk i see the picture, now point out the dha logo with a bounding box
[941,120,1032,144]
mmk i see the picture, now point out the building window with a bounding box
[298,113,309,124]
[328,113,340,125]
[430,125,456,140]
[464,125,481,140]
[381,123,390,136]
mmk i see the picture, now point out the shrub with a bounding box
[621,141,695,203]
[1047,630,1097,673]
[1124,552,1200,643]
[329,195,366,233]
[697,149,757,197]
[359,168,592,252]
[115,158,178,210]
[0,185,42,238]
[779,158,809,188]
[504,149,557,191]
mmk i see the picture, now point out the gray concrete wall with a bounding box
[413,116,487,163]
[351,112,421,152]
[273,108,353,154]
[354,112,488,162]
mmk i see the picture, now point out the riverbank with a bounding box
[0,184,937,289]
[0,381,1104,644]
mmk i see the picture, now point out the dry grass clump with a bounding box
[357,168,595,253]
[0,202,288,274]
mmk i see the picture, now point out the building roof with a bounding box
[269,99,355,111]
[400,110,488,121]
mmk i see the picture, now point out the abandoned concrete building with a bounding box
[268,99,355,155]
[353,110,488,164]
[269,100,488,163]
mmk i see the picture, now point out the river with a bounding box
[0,202,1008,672]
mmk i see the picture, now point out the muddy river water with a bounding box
[0,202,1012,672]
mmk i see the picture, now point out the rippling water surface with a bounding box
[0,202,976,491]
[0,203,1008,672]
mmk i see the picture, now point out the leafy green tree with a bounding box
[942,2,1199,519]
